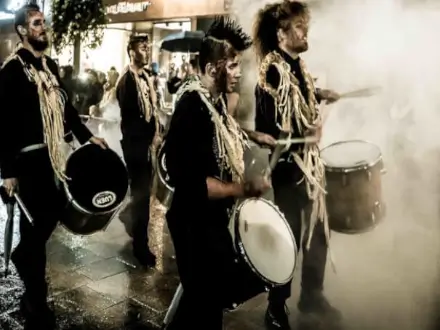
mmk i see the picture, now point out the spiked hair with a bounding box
[199,16,252,74]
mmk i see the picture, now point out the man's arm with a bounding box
[0,61,21,179]
[255,85,283,140]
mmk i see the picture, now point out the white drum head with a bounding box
[237,199,297,284]
[321,140,381,168]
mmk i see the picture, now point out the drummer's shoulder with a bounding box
[175,90,200,109]
[115,70,132,90]
[257,64,281,95]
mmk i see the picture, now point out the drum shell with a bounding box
[153,142,174,208]
[62,203,121,235]
[224,198,297,309]
[153,173,174,208]
[325,158,385,234]
[61,144,129,235]
[222,256,269,310]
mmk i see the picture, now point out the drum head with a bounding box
[65,144,129,213]
[321,140,382,169]
[237,199,297,285]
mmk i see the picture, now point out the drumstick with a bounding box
[268,131,289,173]
[79,115,117,123]
[339,86,381,99]
[276,136,318,145]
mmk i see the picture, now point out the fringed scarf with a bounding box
[258,51,334,270]
[175,78,248,183]
[3,46,68,182]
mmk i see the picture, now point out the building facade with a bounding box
[57,0,229,73]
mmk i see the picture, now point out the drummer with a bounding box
[0,4,106,328]
[163,17,271,329]
[253,1,342,328]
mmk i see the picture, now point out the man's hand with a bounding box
[3,178,18,197]
[305,123,323,144]
[89,136,108,149]
[153,135,163,149]
[243,176,271,198]
[89,105,100,117]
[249,131,277,148]
[319,89,340,104]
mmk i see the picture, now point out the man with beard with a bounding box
[253,1,341,329]
[116,34,158,267]
[163,17,271,329]
[0,4,107,329]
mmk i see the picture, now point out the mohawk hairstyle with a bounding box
[199,16,252,74]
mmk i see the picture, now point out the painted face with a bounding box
[26,11,48,52]
[134,40,149,66]
[223,54,242,94]
[214,54,242,94]
[284,14,310,54]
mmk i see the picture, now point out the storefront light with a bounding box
[0,12,14,20]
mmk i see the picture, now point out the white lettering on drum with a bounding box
[92,191,117,208]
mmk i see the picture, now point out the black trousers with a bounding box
[268,166,328,303]
[121,137,152,248]
[12,150,65,305]
[166,210,234,330]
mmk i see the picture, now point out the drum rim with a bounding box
[321,139,383,172]
[234,197,298,286]
[157,143,175,192]
[63,143,130,215]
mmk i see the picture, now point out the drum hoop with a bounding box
[63,143,130,215]
[233,197,298,286]
[321,139,382,172]
[157,144,175,192]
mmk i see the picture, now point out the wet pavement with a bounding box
[1,166,440,329]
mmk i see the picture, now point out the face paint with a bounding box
[26,11,49,52]
[134,41,149,66]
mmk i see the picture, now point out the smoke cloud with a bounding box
[233,0,440,329]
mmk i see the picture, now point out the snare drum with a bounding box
[153,142,174,208]
[321,140,386,234]
[61,144,129,235]
[226,198,297,309]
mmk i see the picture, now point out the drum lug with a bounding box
[371,211,376,223]
[367,170,372,181]
[342,174,348,186]
[380,168,387,175]
[345,216,351,227]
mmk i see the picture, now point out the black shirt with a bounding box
[116,69,156,143]
[0,48,93,179]
[165,91,234,229]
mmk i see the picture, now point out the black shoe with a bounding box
[298,291,342,321]
[265,303,291,330]
[21,295,56,329]
[133,246,156,268]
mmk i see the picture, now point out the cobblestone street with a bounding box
[1,173,440,330]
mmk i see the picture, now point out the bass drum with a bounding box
[61,144,129,235]
[225,198,297,309]
[321,140,386,234]
[153,141,174,208]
